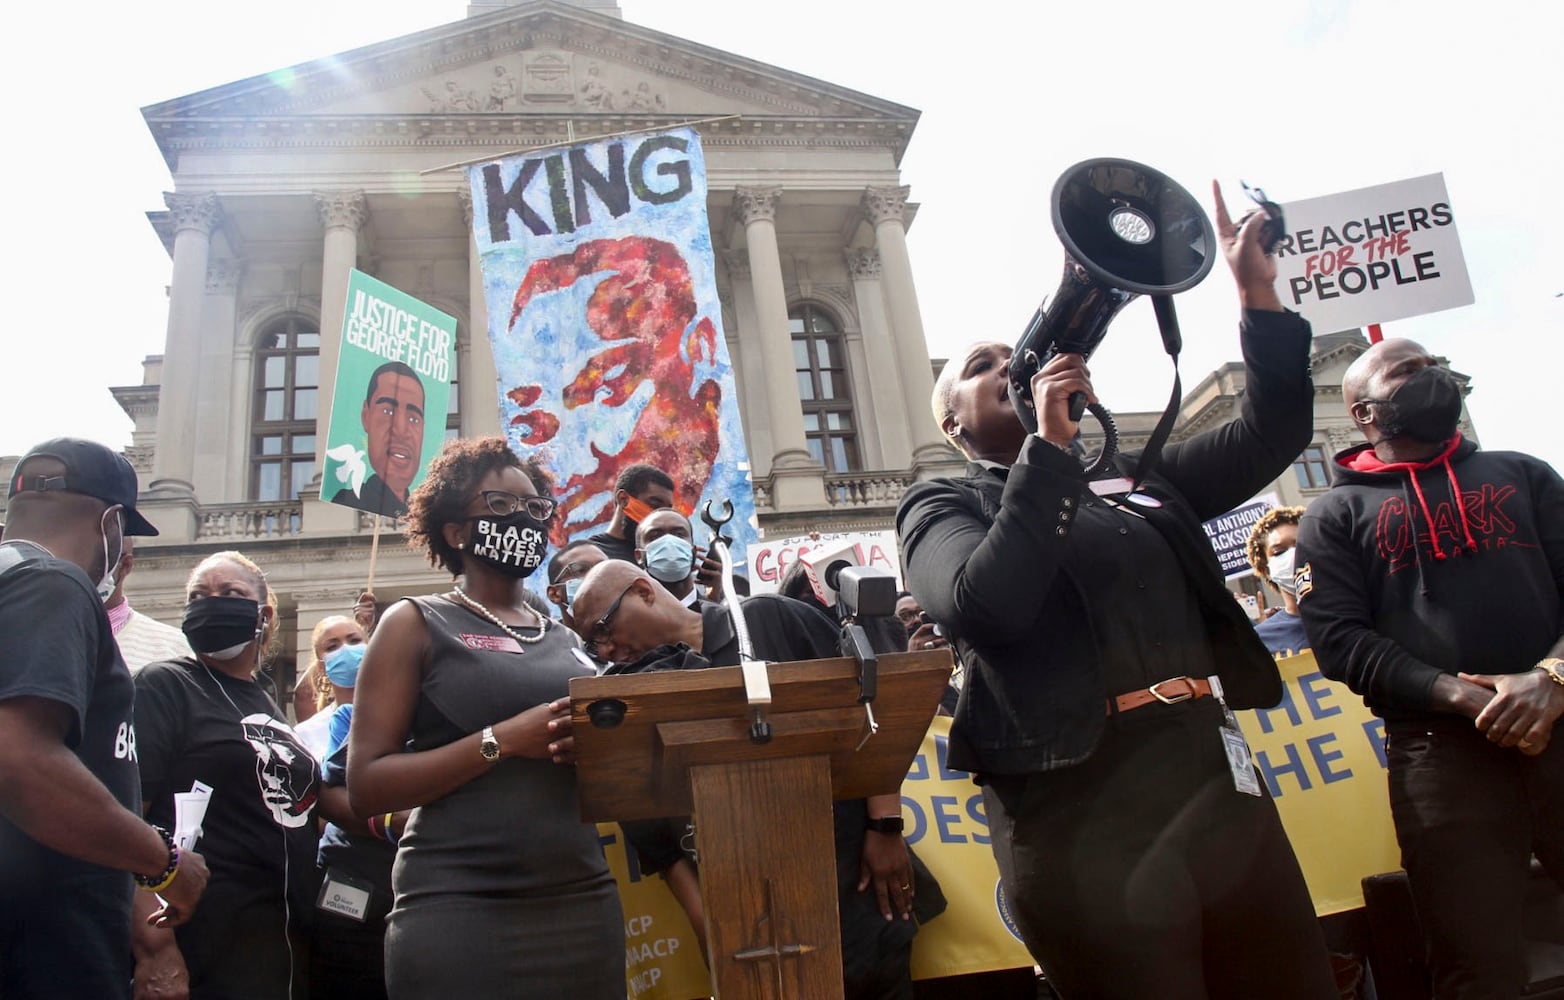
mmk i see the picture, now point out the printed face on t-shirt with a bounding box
[241,713,318,829]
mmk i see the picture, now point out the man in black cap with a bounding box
[0,438,209,1000]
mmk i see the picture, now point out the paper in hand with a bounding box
[173,780,213,851]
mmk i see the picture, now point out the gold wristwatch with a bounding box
[1539,659,1564,688]
[480,725,502,762]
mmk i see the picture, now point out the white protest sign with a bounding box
[1202,491,1280,580]
[746,530,902,595]
[1272,173,1473,331]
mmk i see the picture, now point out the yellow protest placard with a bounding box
[606,652,1401,996]
[1235,650,1401,914]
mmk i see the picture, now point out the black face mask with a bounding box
[465,511,549,578]
[1366,366,1462,444]
[182,596,262,659]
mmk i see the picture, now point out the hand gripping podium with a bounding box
[570,649,950,1000]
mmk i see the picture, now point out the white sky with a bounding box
[3,0,1560,471]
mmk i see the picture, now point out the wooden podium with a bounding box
[570,649,950,1000]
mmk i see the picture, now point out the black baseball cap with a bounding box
[9,438,159,536]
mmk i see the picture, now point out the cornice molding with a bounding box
[144,6,916,127]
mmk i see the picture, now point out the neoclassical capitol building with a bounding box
[0,0,1465,703]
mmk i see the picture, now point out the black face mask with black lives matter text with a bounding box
[466,511,548,577]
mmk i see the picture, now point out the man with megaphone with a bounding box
[897,174,1337,998]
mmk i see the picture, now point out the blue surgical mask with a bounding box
[323,643,366,688]
[643,534,695,584]
[563,577,583,610]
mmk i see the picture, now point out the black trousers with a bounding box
[1386,717,1564,1000]
[982,700,1336,1000]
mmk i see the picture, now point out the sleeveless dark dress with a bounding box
[382,594,624,999]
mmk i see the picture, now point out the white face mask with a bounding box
[96,507,124,605]
[1268,546,1297,597]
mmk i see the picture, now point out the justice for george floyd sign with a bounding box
[1271,173,1474,332]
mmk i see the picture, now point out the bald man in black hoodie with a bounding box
[1296,337,1564,999]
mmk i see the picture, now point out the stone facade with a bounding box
[0,1,1478,709]
[12,0,970,707]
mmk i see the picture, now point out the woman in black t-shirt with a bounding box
[348,437,624,1000]
[131,550,339,999]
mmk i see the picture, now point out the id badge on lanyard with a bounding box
[1210,676,1262,797]
[317,868,374,922]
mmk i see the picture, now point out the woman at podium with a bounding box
[347,436,624,999]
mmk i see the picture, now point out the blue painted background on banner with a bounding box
[468,126,758,571]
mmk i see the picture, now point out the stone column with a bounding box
[141,193,221,541]
[193,259,244,501]
[862,186,948,465]
[845,248,913,469]
[313,191,368,468]
[720,249,775,477]
[459,189,502,437]
[733,187,825,509]
[150,192,221,496]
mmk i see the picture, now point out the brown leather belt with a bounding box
[1107,676,1215,716]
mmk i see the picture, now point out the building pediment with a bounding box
[142,1,917,163]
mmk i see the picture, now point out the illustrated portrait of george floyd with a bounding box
[329,360,427,518]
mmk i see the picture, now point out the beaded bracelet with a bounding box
[134,825,180,893]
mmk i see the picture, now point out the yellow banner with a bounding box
[1235,650,1401,915]
[607,651,1401,995]
[598,824,711,1000]
[900,717,1038,979]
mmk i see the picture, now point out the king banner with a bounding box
[466,126,758,565]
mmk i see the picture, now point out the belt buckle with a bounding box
[1148,677,1195,705]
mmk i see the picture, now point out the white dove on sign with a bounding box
[326,444,369,497]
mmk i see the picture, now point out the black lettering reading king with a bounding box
[483,134,693,244]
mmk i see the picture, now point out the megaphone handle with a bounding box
[1067,391,1089,423]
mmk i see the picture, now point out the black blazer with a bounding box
[896,309,1315,776]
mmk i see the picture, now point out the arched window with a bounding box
[789,303,860,472]
[250,315,319,501]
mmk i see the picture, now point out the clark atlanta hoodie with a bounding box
[1295,434,1564,721]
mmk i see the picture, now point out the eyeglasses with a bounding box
[550,561,593,586]
[474,490,557,521]
[587,582,637,655]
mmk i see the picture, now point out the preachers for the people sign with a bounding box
[1271,173,1473,332]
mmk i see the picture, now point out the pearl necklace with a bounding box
[452,586,549,646]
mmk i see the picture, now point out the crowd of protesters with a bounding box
[4,226,1562,1000]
